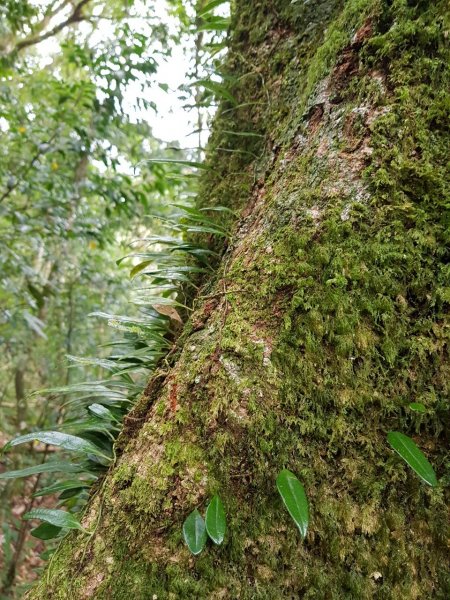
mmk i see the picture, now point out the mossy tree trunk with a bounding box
[29,0,449,598]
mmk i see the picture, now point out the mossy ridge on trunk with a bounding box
[29,0,449,598]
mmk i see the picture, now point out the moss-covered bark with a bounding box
[29,0,449,598]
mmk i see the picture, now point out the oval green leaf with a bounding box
[205,495,226,545]
[387,431,437,487]
[182,509,207,555]
[30,523,62,540]
[408,402,426,413]
[276,469,309,539]
[23,508,84,531]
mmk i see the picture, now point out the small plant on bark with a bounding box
[183,495,227,555]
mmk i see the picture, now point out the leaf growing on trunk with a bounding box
[0,461,82,480]
[23,508,85,531]
[408,402,426,413]
[33,479,92,497]
[2,431,110,461]
[276,469,309,539]
[30,523,62,540]
[183,509,207,555]
[387,431,437,487]
[205,495,226,544]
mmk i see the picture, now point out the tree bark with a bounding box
[29,0,449,598]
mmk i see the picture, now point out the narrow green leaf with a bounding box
[219,130,264,138]
[183,509,207,555]
[30,523,62,540]
[276,469,309,538]
[197,0,228,17]
[89,311,163,325]
[190,79,236,105]
[408,402,426,413]
[59,487,85,500]
[129,296,185,308]
[0,461,82,480]
[200,205,237,216]
[33,381,123,397]
[205,495,226,545]
[23,508,84,531]
[185,225,228,237]
[66,354,137,371]
[135,158,207,170]
[88,403,117,421]
[3,431,108,460]
[58,418,117,437]
[387,431,438,487]
[33,479,92,497]
[195,17,230,32]
[130,260,153,278]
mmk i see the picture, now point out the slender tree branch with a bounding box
[10,0,92,55]
[26,0,74,42]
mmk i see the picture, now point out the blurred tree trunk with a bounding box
[14,367,27,428]
[29,0,449,598]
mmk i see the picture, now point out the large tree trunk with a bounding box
[29,0,449,598]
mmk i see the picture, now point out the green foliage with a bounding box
[183,508,207,555]
[23,508,85,532]
[409,402,427,413]
[0,461,83,480]
[3,1,445,598]
[8,0,448,597]
[30,523,62,541]
[3,431,111,462]
[276,469,309,539]
[205,495,226,544]
[387,432,438,487]
[0,0,216,592]
[190,79,237,105]
[197,0,229,18]
[32,480,92,498]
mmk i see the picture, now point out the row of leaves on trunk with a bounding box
[182,434,438,555]
[183,470,309,555]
